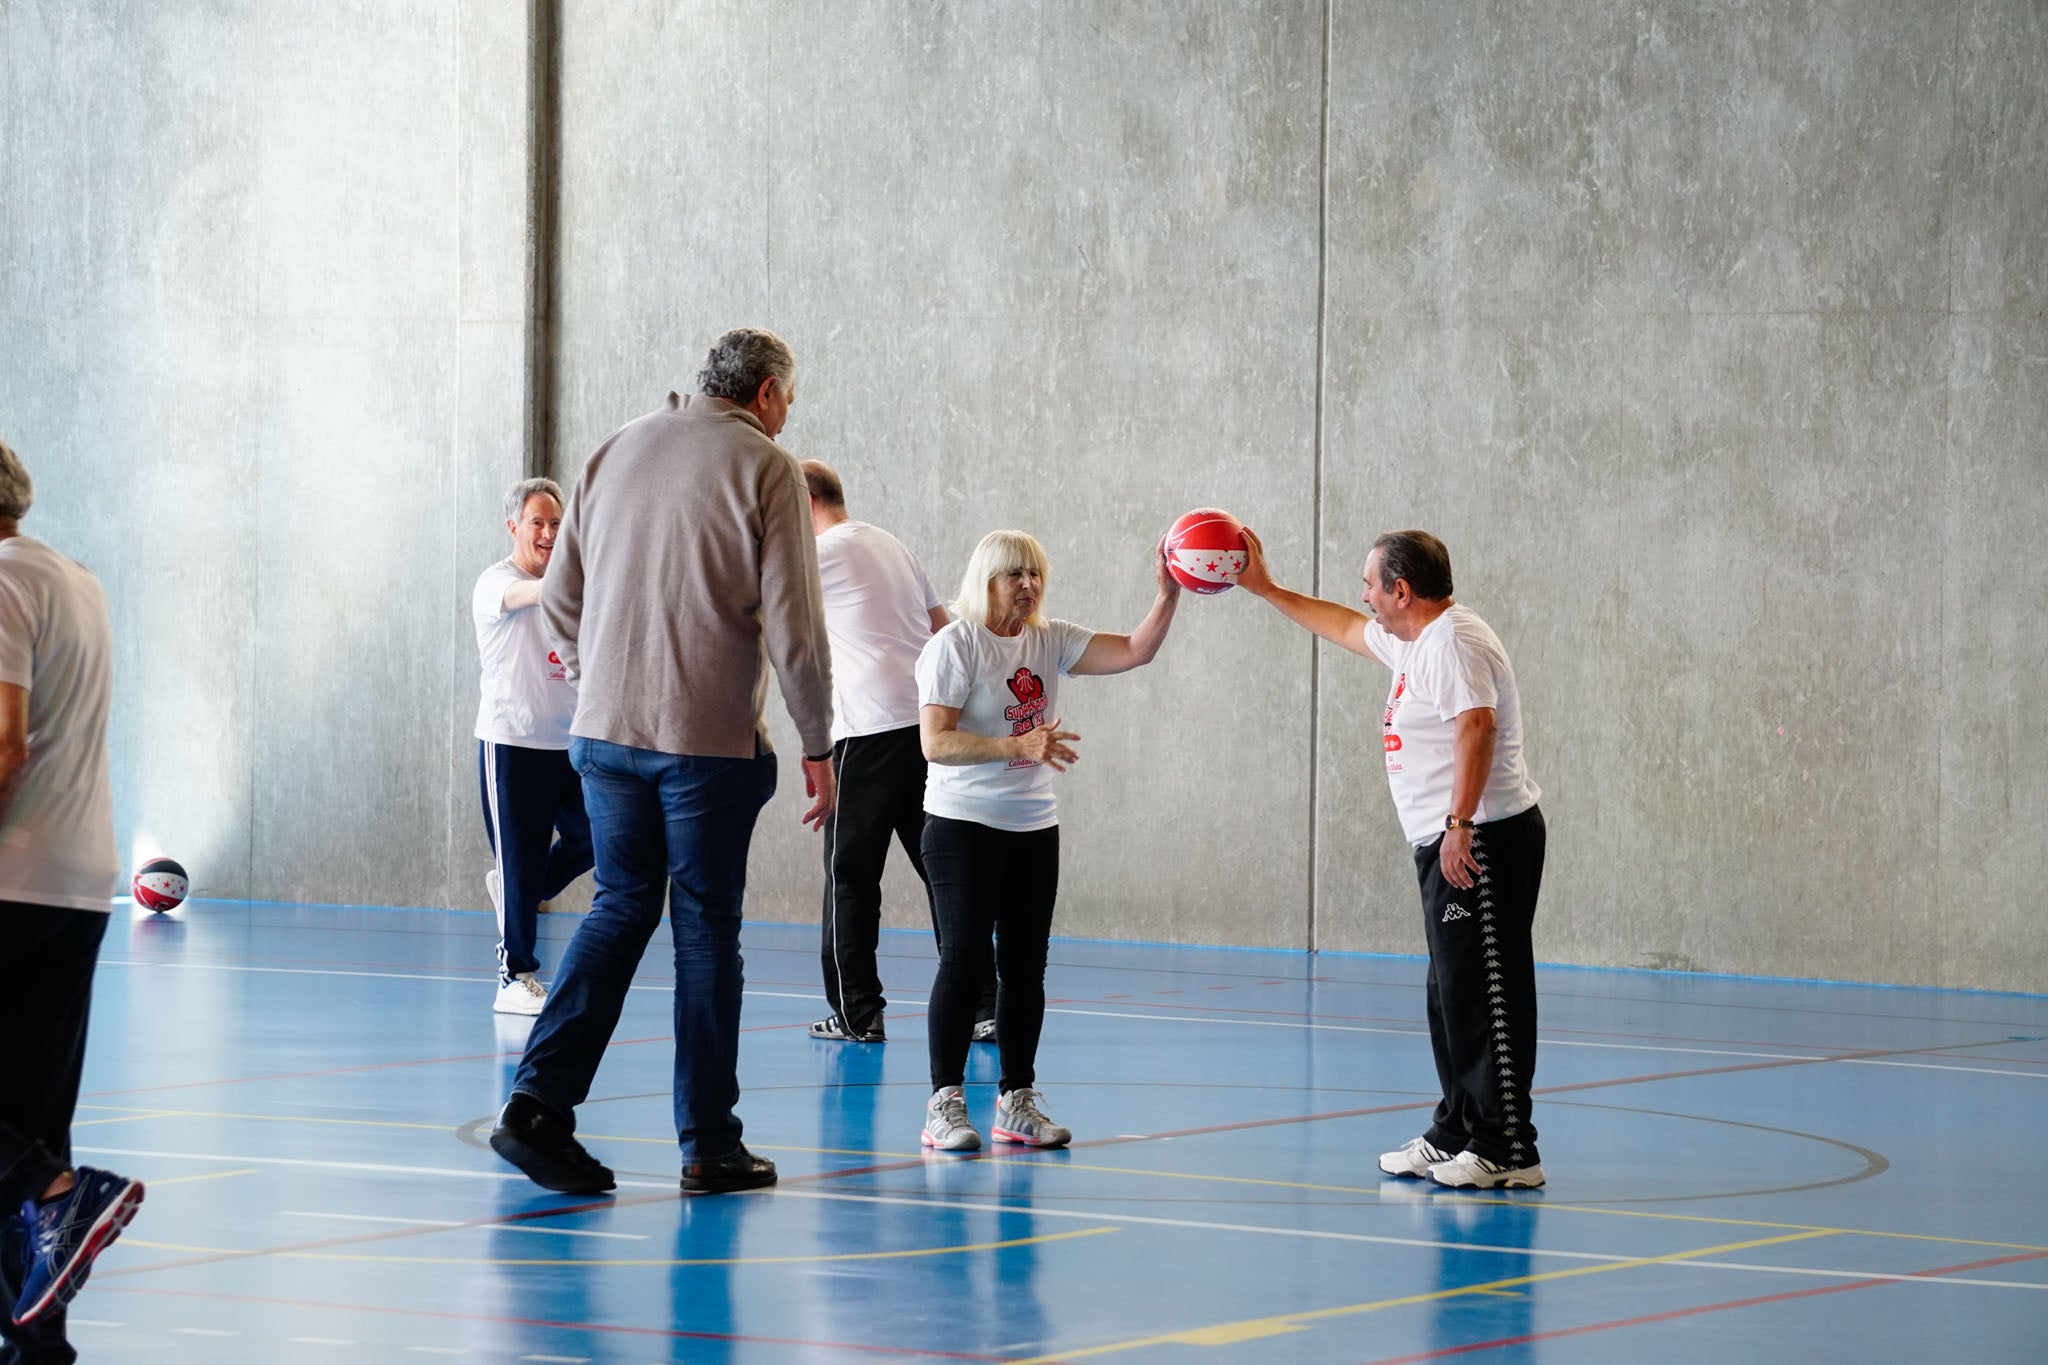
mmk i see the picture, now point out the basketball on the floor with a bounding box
[133,857,190,913]
[1165,508,1249,594]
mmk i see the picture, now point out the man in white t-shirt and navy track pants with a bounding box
[0,439,146,1359]
[1240,527,1548,1190]
[798,461,993,1043]
[473,478,594,1016]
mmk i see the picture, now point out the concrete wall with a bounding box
[0,1,531,914]
[6,2,2042,991]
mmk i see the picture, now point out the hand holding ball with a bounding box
[133,857,189,913]
[1165,509,1249,595]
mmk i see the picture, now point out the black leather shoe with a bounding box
[680,1144,777,1196]
[489,1092,615,1194]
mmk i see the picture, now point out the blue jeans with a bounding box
[512,736,776,1160]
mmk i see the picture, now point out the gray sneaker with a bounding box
[921,1086,981,1152]
[992,1088,1071,1148]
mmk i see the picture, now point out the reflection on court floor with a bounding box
[66,901,2048,1363]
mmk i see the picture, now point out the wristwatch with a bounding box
[804,750,833,763]
[1445,814,1477,831]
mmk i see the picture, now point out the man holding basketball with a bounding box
[1239,528,1547,1189]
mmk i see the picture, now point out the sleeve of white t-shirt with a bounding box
[908,550,941,612]
[916,625,976,709]
[1425,629,1503,721]
[0,574,34,688]
[472,563,516,628]
[1051,619,1093,675]
[1362,619,1398,668]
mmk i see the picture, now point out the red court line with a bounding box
[1356,1248,2048,1364]
[102,1285,1026,1361]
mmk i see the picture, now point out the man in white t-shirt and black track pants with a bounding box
[1239,527,1547,1190]
[798,461,998,1044]
[0,438,146,1356]
[473,477,593,1017]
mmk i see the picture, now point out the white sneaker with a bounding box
[485,868,503,914]
[921,1086,982,1152]
[1378,1136,1456,1178]
[1427,1149,1545,1189]
[494,972,546,1017]
[992,1088,1071,1148]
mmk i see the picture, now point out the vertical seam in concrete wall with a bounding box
[449,1,464,910]
[1938,0,1962,966]
[1307,0,1334,952]
[525,0,560,480]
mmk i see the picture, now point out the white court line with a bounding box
[72,1145,673,1191]
[778,1189,2048,1293]
[280,1210,646,1240]
[94,960,2045,1076]
[70,1320,125,1328]
[1685,1258,2048,1291]
[172,1327,239,1336]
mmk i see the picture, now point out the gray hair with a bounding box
[503,477,564,523]
[0,438,31,523]
[696,327,796,404]
[1371,529,1454,600]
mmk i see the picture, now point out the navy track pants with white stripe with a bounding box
[480,740,594,983]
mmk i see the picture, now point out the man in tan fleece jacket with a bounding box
[490,327,835,1197]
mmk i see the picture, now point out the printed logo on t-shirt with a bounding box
[546,649,567,683]
[1004,667,1048,769]
[1383,672,1407,771]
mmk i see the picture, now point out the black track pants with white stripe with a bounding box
[1413,803,1545,1169]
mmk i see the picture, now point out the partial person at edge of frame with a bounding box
[799,458,998,1046]
[488,326,835,1198]
[473,476,595,1018]
[0,436,147,1356]
[916,528,1181,1154]
[1236,525,1548,1189]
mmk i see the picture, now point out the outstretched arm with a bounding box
[1236,527,1375,658]
[1071,537,1182,676]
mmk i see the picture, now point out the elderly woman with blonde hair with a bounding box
[914,529,1179,1151]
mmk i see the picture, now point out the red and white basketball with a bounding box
[133,857,189,913]
[1165,508,1249,595]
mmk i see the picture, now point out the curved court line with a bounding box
[119,1224,1115,1268]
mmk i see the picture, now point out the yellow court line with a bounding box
[78,1106,2048,1256]
[119,1224,1116,1268]
[144,1168,260,1188]
[1005,1229,1836,1363]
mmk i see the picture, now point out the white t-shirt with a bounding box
[1364,604,1540,846]
[816,520,943,741]
[473,558,576,749]
[916,617,1095,833]
[0,536,117,911]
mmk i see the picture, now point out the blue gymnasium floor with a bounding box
[59,900,2048,1364]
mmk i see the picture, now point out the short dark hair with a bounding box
[696,327,795,404]
[1371,530,1453,600]
[799,459,844,508]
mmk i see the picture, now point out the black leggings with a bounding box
[921,815,1058,1093]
